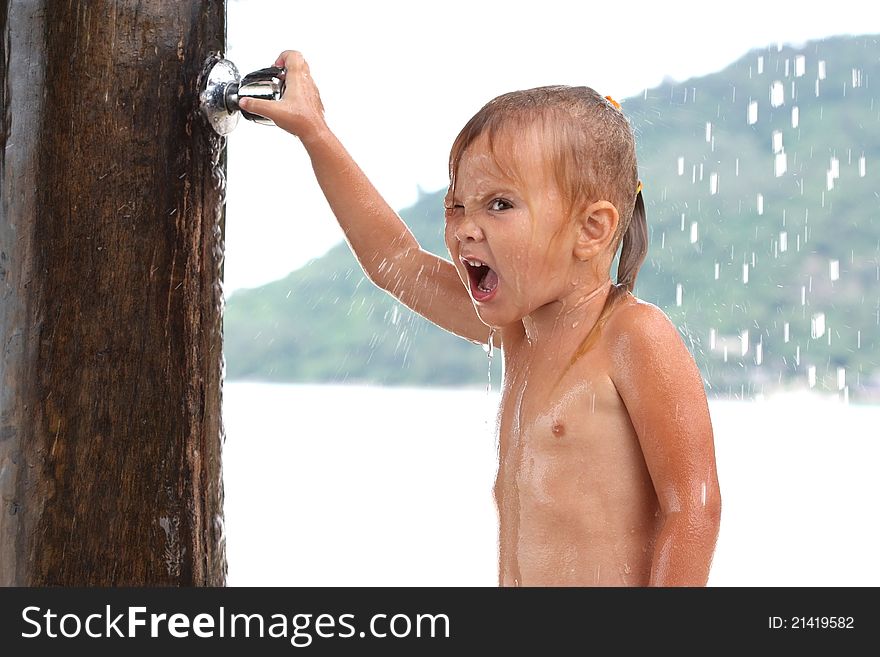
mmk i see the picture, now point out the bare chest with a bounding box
[492,342,646,502]
[497,348,623,449]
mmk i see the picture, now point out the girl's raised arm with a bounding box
[242,51,497,347]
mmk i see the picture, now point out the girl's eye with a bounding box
[489,198,512,212]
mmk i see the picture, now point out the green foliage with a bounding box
[224,34,880,399]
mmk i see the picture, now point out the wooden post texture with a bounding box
[0,0,228,585]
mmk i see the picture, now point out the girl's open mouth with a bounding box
[463,258,499,302]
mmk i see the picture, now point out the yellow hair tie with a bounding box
[604,95,622,110]
[636,181,643,195]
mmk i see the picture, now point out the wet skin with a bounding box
[444,132,718,585]
[494,312,661,586]
[444,134,657,584]
[245,50,722,586]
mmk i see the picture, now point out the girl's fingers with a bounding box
[238,97,274,121]
[275,50,305,71]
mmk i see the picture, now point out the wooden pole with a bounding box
[0,0,227,585]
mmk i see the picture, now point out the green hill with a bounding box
[224,34,880,400]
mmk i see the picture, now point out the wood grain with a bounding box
[1,0,227,585]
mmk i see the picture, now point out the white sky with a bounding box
[223,0,878,293]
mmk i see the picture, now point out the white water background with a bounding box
[223,382,880,587]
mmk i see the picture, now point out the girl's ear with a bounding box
[573,201,619,261]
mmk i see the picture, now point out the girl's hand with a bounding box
[239,50,327,143]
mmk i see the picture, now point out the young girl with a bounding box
[241,51,722,586]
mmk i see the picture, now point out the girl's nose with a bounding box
[454,215,485,242]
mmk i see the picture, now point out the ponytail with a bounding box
[616,187,647,292]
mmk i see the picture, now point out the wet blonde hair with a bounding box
[448,85,648,360]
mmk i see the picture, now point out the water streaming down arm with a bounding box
[241,50,498,347]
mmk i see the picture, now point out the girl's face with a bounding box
[444,128,577,328]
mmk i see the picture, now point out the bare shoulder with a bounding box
[603,294,714,472]
[603,294,700,386]
[605,294,681,350]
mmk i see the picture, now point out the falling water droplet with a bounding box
[784,322,790,343]
[714,262,720,280]
[676,283,683,307]
[829,259,839,281]
[837,367,846,390]
[811,313,826,339]
[808,365,816,388]
[709,328,717,350]
[690,222,699,243]
[757,56,764,74]
[757,193,764,215]
[852,68,862,88]
[795,55,806,77]
[756,340,763,365]
[677,156,684,176]
[779,231,788,253]
[859,155,867,177]
[748,100,758,125]
[792,106,799,128]
[705,122,712,142]
[484,328,495,394]
[770,81,785,107]
[742,263,749,284]
[775,151,788,177]
[772,131,783,154]
[709,173,718,195]
[740,330,749,357]
[818,60,826,80]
